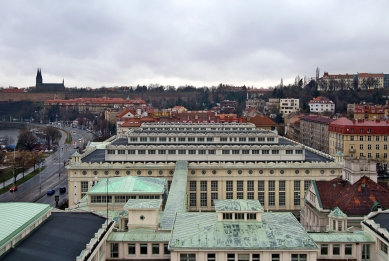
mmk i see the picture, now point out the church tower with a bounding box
[36,68,42,87]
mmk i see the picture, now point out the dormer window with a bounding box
[247,213,256,220]
[223,213,232,220]
[235,213,244,220]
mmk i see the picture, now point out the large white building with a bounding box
[67,122,342,215]
[308,96,335,113]
[280,98,299,115]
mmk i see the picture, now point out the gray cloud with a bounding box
[0,0,388,88]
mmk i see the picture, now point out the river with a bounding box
[0,129,21,146]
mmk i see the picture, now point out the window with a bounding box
[368,144,371,150]
[249,137,255,142]
[190,193,196,207]
[238,253,250,261]
[138,150,146,154]
[272,150,279,154]
[360,128,364,133]
[252,150,259,154]
[376,144,380,150]
[345,244,352,255]
[200,192,207,206]
[385,136,388,141]
[376,153,380,158]
[226,192,233,199]
[164,244,170,255]
[368,136,372,141]
[198,137,204,142]
[211,181,218,191]
[128,150,135,154]
[199,150,206,155]
[118,150,125,154]
[227,253,235,261]
[188,137,195,142]
[296,150,303,154]
[291,254,307,261]
[222,150,230,154]
[247,213,256,220]
[232,150,240,154]
[178,137,186,142]
[376,136,380,141]
[235,213,244,220]
[362,244,370,260]
[385,153,388,159]
[223,213,232,220]
[130,137,138,142]
[267,137,274,142]
[207,137,213,142]
[158,150,166,154]
[252,254,260,261]
[128,243,136,255]
[180,253,196,261]
[360,136,364,141]
[258,137,265,142]
[226,181,233,191]
[200,180,207,191]
[148,150,156,154]
[350,136,354,141]
[237,181,244,191]
[247,180,254,191]
[110,243,119,258]
[239,137,246,142]
[381,240,388,254]
[272,254,280,261]
[168,150,176,154]
[208,150,215,154]
[262,150,269,154]
[190,181,196,191]
[108,150,115,154]
[269,180,275,191]
[207,253,216,261]
[188,150,196,155]
[279,192,285,206]
[152,244,160,255]
[242,150,249,154]
[150,137,157,142]
[368,153,372,158]
[286,150,293,154]
[220,137,227,142]
[178,150,186,154]
[140,137,147,142]
[159,137,166,142]
[333,244,340,255]
[304,180,310,191]
[211,193,218,206]
[320,244,328,255]
[360,144,364,150]
[268,192,275,206]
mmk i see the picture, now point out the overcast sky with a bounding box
[0,0,388,89]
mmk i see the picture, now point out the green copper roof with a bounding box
[73,151,81,156]
[124,199,162,209]
[87,176,166,195]
[170,212,318,250]
[108,229,171,242]
[328,207,347,219]
[311,180,323,209]
[160,161,188,230]
[0,203,51,248]
[309,232,375,243]
[214,200,263,212]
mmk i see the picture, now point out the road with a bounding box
[0,126,94,208]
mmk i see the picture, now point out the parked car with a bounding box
[9,186,18,192]
[47,189,55,196]
[59,187,66,193]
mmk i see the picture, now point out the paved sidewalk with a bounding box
[0,129,68,190]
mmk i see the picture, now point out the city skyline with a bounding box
[0,1,388,88]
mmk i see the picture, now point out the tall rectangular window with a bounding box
[152,244,160,255]
[164,244,170,255]
[207,253,216,261]
[200,193,207,207]
[291,254,307,261]
[200,181,207,191]
[128,243,136,255]
[226,181,233,191]
[110,243,119,258]
[190,193,196,207]
[190,181,196,191]
[272,254,280,261]
[269,180,275,191]
[237,181,244,191]
[211,192,218,206]
[345,244,352,255]
[211,181,218,191]
[333,244,340,255]
[320,244,328,255]
[304,180,310,191]
[258,181,265,205]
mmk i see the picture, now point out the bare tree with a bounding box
[43,126,61,149]
[17,130,37,151]
[30,151,44,172]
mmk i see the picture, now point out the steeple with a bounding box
[36,68,42,86]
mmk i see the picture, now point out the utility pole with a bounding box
[58,146,61,179]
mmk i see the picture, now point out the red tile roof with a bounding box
[315,177,389,216]
[248,115,276,126]
[358,73,383,78]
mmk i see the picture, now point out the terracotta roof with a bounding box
[331,117,389,127]
[117,109,136,118]
[299,115,334,124]
[315,177,389,216]
[358,73,383,78]
[248,115,276,126]
[308,96,333,104]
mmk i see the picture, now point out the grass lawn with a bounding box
[0,167,45,195]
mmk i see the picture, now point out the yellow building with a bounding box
[329,117,389,168]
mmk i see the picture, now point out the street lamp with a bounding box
[58,147,61,179]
